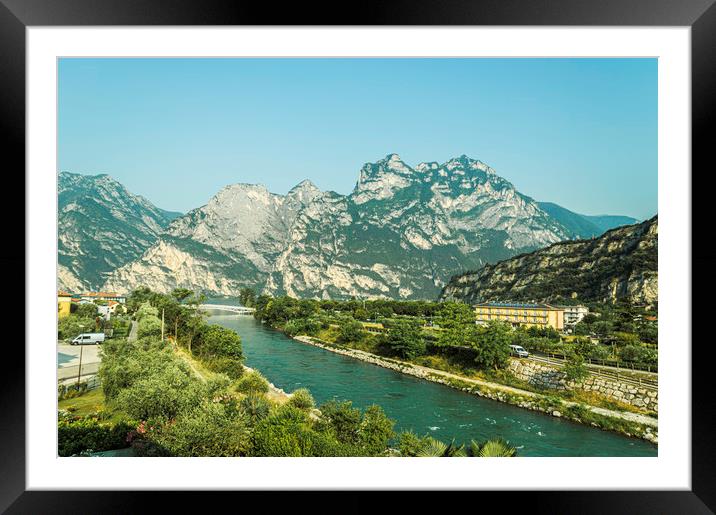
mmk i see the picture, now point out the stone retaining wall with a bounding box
[508,359,658,412]
[293,336,657,444]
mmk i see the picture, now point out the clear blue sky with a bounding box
[58,58,657,219]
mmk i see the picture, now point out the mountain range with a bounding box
[439,215,657,305]
[58,154,641,299]
[58,172,181,292]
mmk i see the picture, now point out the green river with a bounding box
[209,312,657,457]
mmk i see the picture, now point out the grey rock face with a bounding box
[440,216,657,305]
[97,154,645,300]
[58,172,180,291]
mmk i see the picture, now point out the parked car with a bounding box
[509,344,529,358]
[71,333,105,345]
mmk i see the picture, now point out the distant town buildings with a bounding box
[562,305,590,327]
[79,291,126,304]
[474,302,565,331]
[57,291,72,318]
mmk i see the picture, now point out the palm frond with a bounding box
[478,438,516,457]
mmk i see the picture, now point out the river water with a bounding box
[209,312,657,457]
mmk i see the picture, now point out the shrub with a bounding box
[58,417,135,456]
[357,405,395,455]
[397,431,426,457]
[137,315,162,338]
[150,402,251,457]
[316,400,362,445]
[240,393,271,422]
[204,356,244,380]
[234,370,270,395]
[251,405,354,457]
[116,369,206,421]
[288,388,315,411]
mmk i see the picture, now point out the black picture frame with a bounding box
[2,0,712,512]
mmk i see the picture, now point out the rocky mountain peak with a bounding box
[287,179,322,204]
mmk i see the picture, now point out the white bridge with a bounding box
[200,304,256,315]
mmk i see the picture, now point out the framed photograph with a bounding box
[4,0,713,511]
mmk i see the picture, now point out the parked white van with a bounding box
[71,333,105,345]
[509,344,529,358]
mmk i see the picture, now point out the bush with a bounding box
[357,405,395,455]
[288,388,315,411]
[204,356,244,380]
[58,417,135,456]
[240,393,271,422]
[397,431,427,457]
[234,370,270,395]
[137,315,162,338]
[251,405,354,457]
[58,382,89,400]
[283,317,324,337]
[150,402,251,457]
[116,369,206,421]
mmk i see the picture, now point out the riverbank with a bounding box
[293,335,658,444]
[174,345,293,403]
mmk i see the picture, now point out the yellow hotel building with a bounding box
[474,302,564,331]
[58,291,72,319]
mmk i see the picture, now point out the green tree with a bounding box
[435,302,479,349]
[196,325,243,359]
[58,315,96,340]
[472,321,512,370]
[239,287,257,308]
[383,319,425,359]
[338,318,364,344]
[562,352,589,383]
[75,303,98,318]
[116,368,206,421]
[171,288,194,302]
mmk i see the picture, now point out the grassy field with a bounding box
[58,388,132,423]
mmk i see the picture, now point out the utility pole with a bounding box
[76,344,83,387]
[161,308,165,342]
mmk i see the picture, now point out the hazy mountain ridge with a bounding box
[538,201,639,239]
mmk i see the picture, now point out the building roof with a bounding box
[57,290,72,298]
[474,301,557,309]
